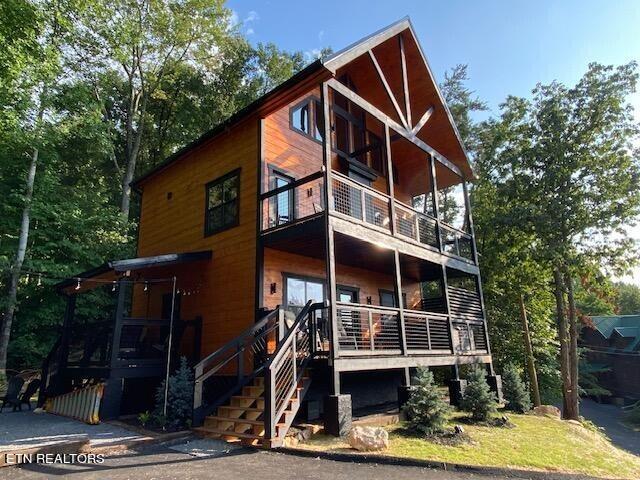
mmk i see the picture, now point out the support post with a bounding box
[429,154,443,252]
[384,124,397,235]
[449,364,466,407]
[323,394,352,437]
[321,82,340,395]
[393,249,408,355]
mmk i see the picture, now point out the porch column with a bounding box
[103,277,127,420]
[449,364,466,407]
[321,81,340,396]
[429,154,443,251]
[384,124,397,234]
[393,249,408,356]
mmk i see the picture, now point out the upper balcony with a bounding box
[260,84,476,268]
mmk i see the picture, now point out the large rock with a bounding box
[532,405,561,418]
[346,426,389,452]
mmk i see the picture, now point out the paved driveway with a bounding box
[2,439,598,480]
[580,398,639,456]
[0,410,145,451]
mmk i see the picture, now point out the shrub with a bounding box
[502,364,532,413]
[460,364,497,421]
[403,367,451,435]
[154,357,193,429]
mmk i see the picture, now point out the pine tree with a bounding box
[403,367,451,435]
[155,357,194,429]
[460,365,498,421]
[502,364,532,413]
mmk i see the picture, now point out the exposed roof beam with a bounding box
[368,50,409,130]
[323,17,411,73]
[327,78,462,178]
[398,34,412,128]
[411,106,434,136]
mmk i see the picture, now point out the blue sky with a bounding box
[227,0,640,283]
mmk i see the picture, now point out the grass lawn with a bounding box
[295,412,640,479]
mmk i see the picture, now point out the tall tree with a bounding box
[476,63,640,419]
[0,0,67,376]
[68,0,234,218]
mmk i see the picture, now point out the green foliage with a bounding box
[403,368,451,435]
[460,365,498,421]
[154,357,194,430]
[578,357,611,399]
[615,283,640,315]
[138,410,151,427]
[625,401,640,426]
[501,364,531,413]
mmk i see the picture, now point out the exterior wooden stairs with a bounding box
[192,301,323,448]
[193,374,311,447]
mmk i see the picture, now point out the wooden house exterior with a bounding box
[45,18,498,447]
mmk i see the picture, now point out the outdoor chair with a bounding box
[0,376,25,412]
[18,378,41,411]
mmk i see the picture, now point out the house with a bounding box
[582,315,640,402]
[44,18,498,447]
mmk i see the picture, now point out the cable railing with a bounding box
[394,200,439,248]
[331,172,392,233]
[404,310,453,353]
[336,303,401,354]
[259,169,476,264]
[440,223,474,261]
[452,320,488,353]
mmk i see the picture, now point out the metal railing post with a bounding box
[264,368,275,440]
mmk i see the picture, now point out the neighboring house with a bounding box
[44,18,497,446]
[582,315,640,402]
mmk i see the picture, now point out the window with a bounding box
[290,97,324,142]
[284,275,325,315]
[379,289,407,308]
[205,169,240,236]
[269,170,294,227]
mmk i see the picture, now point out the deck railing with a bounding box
[440,224,474,261]
[451,320,488,353]
[394,200,439,248]
[404,310,452,353]
[259,170,476,263]
[336,303,401,354]
[331,172,392,233]
[260,171,325,232]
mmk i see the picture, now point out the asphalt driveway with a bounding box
[580,398,639,456]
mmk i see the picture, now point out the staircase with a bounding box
[192,300,323,448]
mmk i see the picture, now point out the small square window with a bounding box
[290,97,324,142]
[205,169,240,236]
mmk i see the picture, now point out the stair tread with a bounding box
[194,427,263,440]
[207,416,264,426]
[232,395,264,400]
[218,406,265,413]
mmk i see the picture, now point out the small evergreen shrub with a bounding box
[154,357,194,429]
[403,367,451,435]
[460,364,498,422]
[502,364,532,413]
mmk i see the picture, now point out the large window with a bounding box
[290,96,324,142]
[205,169,240,236]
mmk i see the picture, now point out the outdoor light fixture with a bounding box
[144,282,149,292]
[270,282,277,294]
[37,274,42,287]
[111,281,117,292]
[75,278,81,290]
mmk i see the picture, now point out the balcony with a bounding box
[259,170,475,264]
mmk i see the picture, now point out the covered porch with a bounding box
[43,250,211,419]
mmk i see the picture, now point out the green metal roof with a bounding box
[591,315,640,352]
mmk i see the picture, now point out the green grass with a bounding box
[296,412,640,479]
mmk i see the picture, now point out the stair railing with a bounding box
[193,306,286,425]
[264,300,326,443]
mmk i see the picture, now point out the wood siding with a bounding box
[262,248,422,311]
[136,119,259,358]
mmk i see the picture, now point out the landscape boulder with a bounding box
[346,426,389,452]
[532,405,561,418]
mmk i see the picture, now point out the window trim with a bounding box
[267,166,296,227]
[289,95,324,144]
[204,168,241,237]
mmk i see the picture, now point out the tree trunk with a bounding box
[519,293,541,407]
[564,271,580,419]
[119,94,146,218]
[0,146,39,376]
[552,267,572,419]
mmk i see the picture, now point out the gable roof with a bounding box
[133,17,471,189]
[590,315,640,352]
